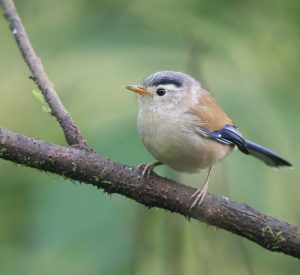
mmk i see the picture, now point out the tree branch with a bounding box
[0,126,299,259]
[1,0,299,261]
[0,0,87,148]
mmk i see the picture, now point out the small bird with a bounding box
[125,71,292,210]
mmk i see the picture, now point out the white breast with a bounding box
[137,108,232,173]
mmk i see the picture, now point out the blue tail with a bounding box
[200,125,292,168]
[245,140,292,168]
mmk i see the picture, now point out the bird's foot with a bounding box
[187,166,212,216]
[137,161,162,179]
[189,184,208,211]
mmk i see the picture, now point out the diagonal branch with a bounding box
[0,0,87,148]
[0,126,299,259]
[1,0,299,261]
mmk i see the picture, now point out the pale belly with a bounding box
[137,110,232,173]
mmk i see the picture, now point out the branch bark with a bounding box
[0,0,87,148]
[0,127,299,259]
[1,0,299,260]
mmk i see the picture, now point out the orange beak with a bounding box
[125,85,150,96]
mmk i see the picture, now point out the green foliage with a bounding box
[32,90,51,113]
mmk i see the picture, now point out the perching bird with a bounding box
[125,71,292,210]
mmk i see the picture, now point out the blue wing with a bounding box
[200,125,249,154]
[200,125,292,167]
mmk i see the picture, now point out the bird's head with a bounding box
[125,71,202,112]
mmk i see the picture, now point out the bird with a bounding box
[125,71,292,211]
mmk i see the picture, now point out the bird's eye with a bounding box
[156,88,166,96]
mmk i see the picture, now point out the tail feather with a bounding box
[245,140,292,167]
[199,125,292,168]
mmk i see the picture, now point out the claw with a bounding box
[188,166,213,215]
[137,162,162,179]
[189,184,208,210]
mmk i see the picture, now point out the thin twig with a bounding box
[0,126,299,259]
[0,0,87,148]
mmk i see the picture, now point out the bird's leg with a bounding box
[137,161,162,179]
[189,166,213,212]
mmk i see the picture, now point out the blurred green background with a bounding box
[0,0,299,274]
